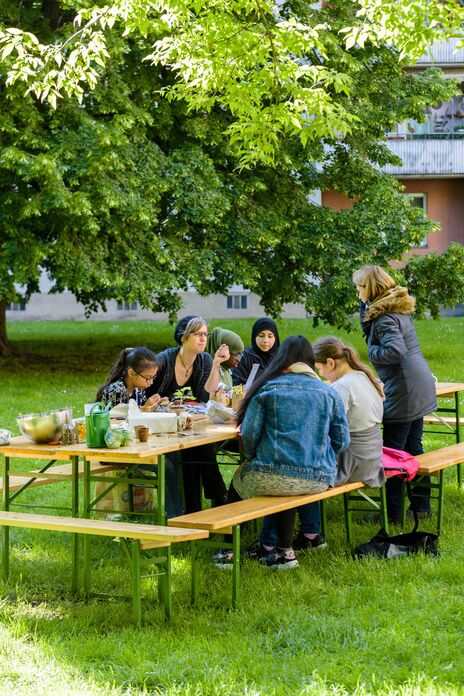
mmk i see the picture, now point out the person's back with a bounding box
[241,372,348,487]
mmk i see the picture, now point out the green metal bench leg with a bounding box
[161,546,172,621]
[191,540,199,606]
[320,500,326,538]
[437,470,444,536]
[2,455,10,582]
[131,539,142,627]
[343,492,352,545]
[158,455,166,525]
[379,485,389,535]
[232,525,240,609]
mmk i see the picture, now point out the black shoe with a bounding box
[292,532,327,551]
[259,549,299,570]
[244,541,274,561]
[406,509,433,520]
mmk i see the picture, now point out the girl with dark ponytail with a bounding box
[96,347,161,411]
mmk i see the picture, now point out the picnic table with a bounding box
[0,423,238,592]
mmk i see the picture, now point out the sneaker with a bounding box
[292,532,327,551]
[212,549,233,569]
[244,541,274,561]
[105,513,123,521]
[259,550,299,570]
[406,509,433,520]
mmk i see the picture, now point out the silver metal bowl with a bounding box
[17,407,73,444]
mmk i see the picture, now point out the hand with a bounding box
[214,343,230,365]
[142,394,162,412]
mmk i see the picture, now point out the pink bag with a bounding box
[382,447,420,481]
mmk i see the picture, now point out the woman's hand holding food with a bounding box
[141,393,162,412]
[214,343,230,365]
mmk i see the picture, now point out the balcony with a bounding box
[383,138,464,176]
[415,38,464,66]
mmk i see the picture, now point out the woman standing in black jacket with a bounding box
[146,316,229,513]
[353,265,437,522]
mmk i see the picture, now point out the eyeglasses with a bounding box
[230,352,243,358]
[134,371,157,383]
[193,331,209,338]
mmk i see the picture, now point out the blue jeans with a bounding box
[259,502,321,547]
[383,418,430,518]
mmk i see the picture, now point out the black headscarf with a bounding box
[250,318,280,366]
[173,315,197,346]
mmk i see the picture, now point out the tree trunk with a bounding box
[0,300,16,356]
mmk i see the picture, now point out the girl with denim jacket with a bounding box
[228,335,350,570]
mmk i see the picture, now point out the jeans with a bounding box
[383,418,431,518]
[259,502,321,547]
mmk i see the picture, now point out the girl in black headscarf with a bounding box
[232,318,280,386]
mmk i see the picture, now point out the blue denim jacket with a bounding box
[240,373,350,486]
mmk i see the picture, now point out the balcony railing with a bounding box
[388,96,464,139]
[383,138,464,176]
[415,38,464,66]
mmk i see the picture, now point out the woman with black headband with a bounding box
[232,318,280,386]
[145,315,228,513]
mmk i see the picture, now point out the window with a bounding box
[226,294,248,310]
[7,302,26,311]
[407,193,428,248]
[117,301,138,311]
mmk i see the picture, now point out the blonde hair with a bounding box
[352,265,396,302]
[181,317,207,343]
[313,336,384,398]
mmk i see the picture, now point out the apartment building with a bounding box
[324,38,464,256]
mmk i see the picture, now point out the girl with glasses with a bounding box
[97,346,160,411]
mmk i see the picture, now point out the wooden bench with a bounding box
[0,511,208,625]
[168,481,373,608]
[168,442,464,608]
[410,442,464,534]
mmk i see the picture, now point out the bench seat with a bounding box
[0,511,208,624]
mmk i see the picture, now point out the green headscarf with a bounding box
[206,327,245,388]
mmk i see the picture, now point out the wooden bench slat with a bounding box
[0,511,208,542]
[168,481,365,531]
[423,415,464,426]
[416,442,464,475]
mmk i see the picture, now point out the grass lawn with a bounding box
[0,318,463,696]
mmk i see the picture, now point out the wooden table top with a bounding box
[435,382,464,397]
[0,423,239,463]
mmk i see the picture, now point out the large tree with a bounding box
[0,0,463,355]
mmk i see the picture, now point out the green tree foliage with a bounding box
[0,1,462,354]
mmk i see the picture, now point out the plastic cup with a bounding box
[137,426,149,443]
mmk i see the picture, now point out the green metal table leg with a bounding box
[158,455,166,525]
[131,539,142,627]
[456,394,462,486]
[343,493,352,546]
[437,470,444,536]
[71,455,79,594]
[83,458,91,596]
[191,540,198,606]
[380,485,389,535]
[2,455,10,582]
[232,525,240,608]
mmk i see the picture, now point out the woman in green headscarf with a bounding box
[206,327,245,389]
